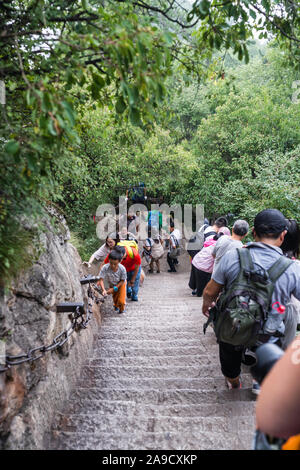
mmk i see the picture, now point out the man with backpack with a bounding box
[202,209,300,393]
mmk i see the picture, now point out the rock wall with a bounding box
[0,212,102,449]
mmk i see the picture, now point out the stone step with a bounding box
[68,388,255,405]
[61,400,256,418]
[99,324,204,332]
[76,375,253,391]
[99,320,203,328]
[95,338,218,348]
[80,364,229,379]
[55,414,255,436]
[105,303,201,308]
[98,329,207,341]
[89,354,219,367]
[50,430,254,450]
[98,332,211,341]
[92,345,214,358]
[101,312,202,320]
[49,254,255,450]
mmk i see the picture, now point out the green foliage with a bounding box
[181,47,300,223]
[0,219,40,287]
[190,0,300,69]
[0,0,299,279]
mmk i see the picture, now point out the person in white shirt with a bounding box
[83,236,116,271]
[212,219,249,275]
[167,223,181,273]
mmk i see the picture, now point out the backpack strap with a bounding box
[240,246,293,283]
[237,247,255,273]
[204,231,216,240]
[267,256,293,283]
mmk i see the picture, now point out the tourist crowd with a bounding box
[84,206,300,449]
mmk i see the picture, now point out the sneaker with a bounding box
[127,288,132,299]
[192,290,197,296]
[168,269,177,273]
[131,296,138,302]
[114,306,120,313]
[225,378,242,390]
[118,309,125,314]
[252,380,260,396]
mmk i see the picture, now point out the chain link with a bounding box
[0,280,99,374]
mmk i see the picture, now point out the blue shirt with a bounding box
[212,242,300,334]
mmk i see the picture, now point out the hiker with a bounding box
[187,218,210,259]
[197,217,210,233]
[280,219,300,350]
[118,226,137,243]
[84,236,116,270]
[189,228,230,297]
[149,230,164,273]
[104,244,142,301]
[187,216,228,291]
[167,223,181,273]
[212,219,249,275]
[255,337,300,447]
[134,211,141,235]
[148,209,162,237]
[202,209,300,394]
[98,249,127,314]
[142,236,154,269]
[125,182,147,204]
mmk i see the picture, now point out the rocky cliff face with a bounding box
[0,212,102,449]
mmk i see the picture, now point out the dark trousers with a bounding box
[188,265,211,297]
[219,341,243,379]
[167,253,177,271]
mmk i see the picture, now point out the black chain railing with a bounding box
[0,275,102,374]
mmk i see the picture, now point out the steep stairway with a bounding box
[48,253,256,450]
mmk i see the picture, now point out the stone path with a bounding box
[49,252,256,450]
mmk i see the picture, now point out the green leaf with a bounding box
[4,258,10,269]
[61,101,75,126]
[199,0,210,15]
[81,0,90,9]
[47,118,57,136]
[27,154,37,171]
[41,92,53,112]
[129,107,142,126]
[115,96,127,114]
[92,73,105,89]
[5,140,20,155]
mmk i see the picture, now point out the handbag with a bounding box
[169,235,181,259]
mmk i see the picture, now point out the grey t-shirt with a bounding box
[99,263,127,287]
[212,242,300,334]
[212,236,243,274]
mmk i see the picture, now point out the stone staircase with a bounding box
[48,253,256,450]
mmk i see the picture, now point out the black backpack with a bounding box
[187,225,215,258]
[203,246,293,348]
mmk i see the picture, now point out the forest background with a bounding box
[1,0,299,282]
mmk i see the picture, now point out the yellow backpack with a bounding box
[117,240,138,259]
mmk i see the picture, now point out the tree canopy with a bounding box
[0,0,300,281]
